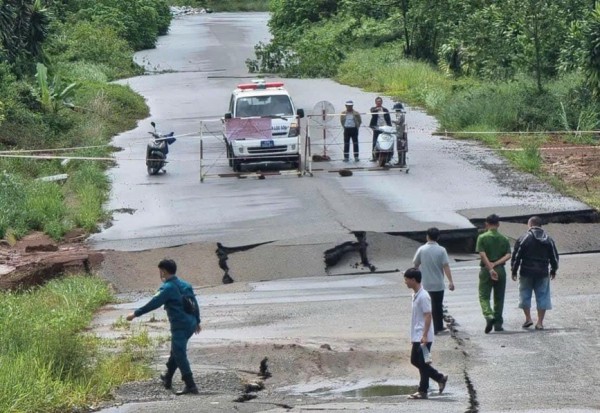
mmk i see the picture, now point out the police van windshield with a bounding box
[236,95,294,117]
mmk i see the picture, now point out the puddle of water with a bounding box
[340,385,414,398]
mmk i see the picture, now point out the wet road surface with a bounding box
[88,12,589,252]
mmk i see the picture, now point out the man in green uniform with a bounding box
[127,259,201,394]
[475,214,512,333]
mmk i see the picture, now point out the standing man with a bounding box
[413,227,455,335]
[369,96,391,161]
[340,100,362,162]
[127,259,201,395]
[511,216,559,330]
[475,214,512,334]
[404,268,448,400]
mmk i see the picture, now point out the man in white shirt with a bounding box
[413,227,455,334]
[404,267,448,400]
[340,100,362,162]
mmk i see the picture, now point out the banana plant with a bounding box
[35,62,78,113]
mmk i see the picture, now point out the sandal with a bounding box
[535,324,544,330]
[522,321,533,328]
[407,391,428,399]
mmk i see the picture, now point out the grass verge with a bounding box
[0,276,153,413]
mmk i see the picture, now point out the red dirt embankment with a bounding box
[0,231,103,290]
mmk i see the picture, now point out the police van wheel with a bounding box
[232,157,241,172]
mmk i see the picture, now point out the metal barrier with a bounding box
[303,111,410,176]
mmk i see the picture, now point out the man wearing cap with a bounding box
[369,97,392,161]
[340,100,362,162]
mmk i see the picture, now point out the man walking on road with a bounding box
[511,216,559,330]
[404,268,448,400]
[127,259,201,395]
[340,100,362,162]
[413,227,455,334]
[476,214,512,333]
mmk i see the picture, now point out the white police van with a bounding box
[223,80,304,172]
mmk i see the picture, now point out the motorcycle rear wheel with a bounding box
[147,155,164,175]
[378,152,388,167]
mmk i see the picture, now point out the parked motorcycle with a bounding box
[373,125,396,167]
[146,121,176,175]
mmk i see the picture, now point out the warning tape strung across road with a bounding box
[0,126,598,161]
[0,144,111,154]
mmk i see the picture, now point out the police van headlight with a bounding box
[290,144,296,151]
[237,146,244,154]
[288,122,299,137]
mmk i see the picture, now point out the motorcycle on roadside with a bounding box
[145,121,176,175]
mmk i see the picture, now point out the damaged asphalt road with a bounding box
[89,12,600,413]
[93,250,600,413]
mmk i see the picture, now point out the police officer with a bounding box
[127,259,201,395]
[393,102,408,166]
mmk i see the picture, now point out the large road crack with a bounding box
[445,313,480,413]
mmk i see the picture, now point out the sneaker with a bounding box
[354,158,360,162]
[494,326,504,332]
[407,391,428,400]
[438,375,448,394]
[343,159,349,163]
[485,318,494,334]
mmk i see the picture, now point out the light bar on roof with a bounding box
[237,82,285,90]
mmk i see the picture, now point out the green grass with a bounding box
[336,43,455,110]
[503,137,544,174]
[0,276,153,413]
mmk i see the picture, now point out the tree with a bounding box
[584,6,600,97]
[0,0,50,65]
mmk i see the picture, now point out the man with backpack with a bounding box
[127,259,201,395]
[511,216,559,330]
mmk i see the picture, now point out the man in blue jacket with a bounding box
[127,259,201,395]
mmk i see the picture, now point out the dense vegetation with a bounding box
[0,276,154,412]
[249,0,600,133]
[0,0,172,240]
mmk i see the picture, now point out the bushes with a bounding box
[337,45,598,135]
[74,0,172,51]
[51,22,142,80]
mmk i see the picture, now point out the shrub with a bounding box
[75,0,171,51]
[51,21,141,80]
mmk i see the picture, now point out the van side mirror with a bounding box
[151,121,156,128]
[224,113,232,119]
[296,108,305,118]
